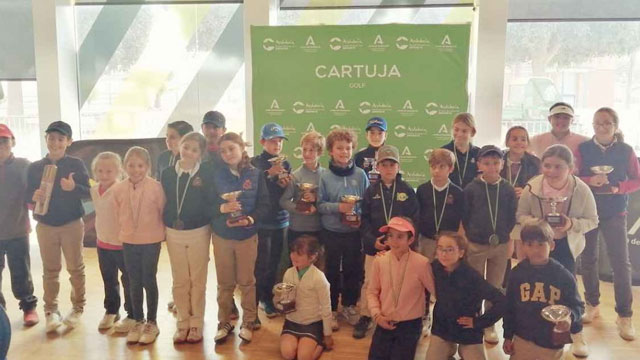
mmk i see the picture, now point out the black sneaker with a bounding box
[353,316,372,339]
[263,301,278,318]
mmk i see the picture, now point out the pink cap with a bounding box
[0,124,14,139]
[379,217,415,238]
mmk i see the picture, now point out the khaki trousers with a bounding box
[418,234,437,261]
[425,335,487,360]
[466,241,510,313]
[166,225,211,329]
[358,254,375,317]
[36,219,85,313]
[510,335,563,360]
[212,232,258,325]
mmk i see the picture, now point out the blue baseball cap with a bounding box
[261,122,288,140]
[365,117,387,132]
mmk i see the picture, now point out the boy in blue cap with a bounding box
[251,122,292,321]
[354,117,387,182]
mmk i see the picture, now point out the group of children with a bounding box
[0,101,637,360]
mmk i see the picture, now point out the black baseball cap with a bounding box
[202,111,226,128]
[478,145,503,159]
[45,121,72,138]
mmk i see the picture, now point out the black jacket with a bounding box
[441,141,480,189]
[462,178,517,245]
[504,258,584,349]
[251,150,291,229]
[360,174,419,256]
[416,181,464,239]
[431,259,505,345]
[500,151,540,188]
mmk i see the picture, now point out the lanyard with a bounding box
[507,160,522,187]
[484,178,500,235]
[432,182,450,234]
[454,147,470,186]
[176,170,196,220]
[128,182,146,231]
[380,180,397,225]
[389,251,411,313]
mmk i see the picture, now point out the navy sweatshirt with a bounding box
[462,178,517,245]
[156,150,180,180]
[360,174,419,256]
[576,138,640,219]
[441,141,480,189]
[354,145,381,176]
[500,151,540,188]
[26,155,91,226]
[431,259,505,345]
[416,180,464,239]
[504,258,584,350]
[251,150,290,230]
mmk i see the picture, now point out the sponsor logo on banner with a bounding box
[359,101,393,115]
[301,35,321,52]
[283,125,296,136]
[424,102,461,116]
[400,146,417,163]
[329,37,363,51]
[368,35,389,52]
[330,124,361,134]
[402,171,427,184]
[424,148,434,161]
[293,146,303,159]
[266,99,285,115]
[398,100,418,116]
[436,34,457,52]
[433,124,451,141]
[293,101,326,114]
[395,36,431,50]
[330,100,351,116]
[315,64,401,79]
[263,37,295,51]
[394,125,428,138]
[306,123,317,132]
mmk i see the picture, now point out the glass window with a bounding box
[502,21,640,151]
[278,6,473,25]
[0,81,41,160]
[75,3,245,140]
[280,0,473,9]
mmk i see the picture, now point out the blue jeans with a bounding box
[0,237,37,311]
[368,317,422,360]
[122,242,161,322]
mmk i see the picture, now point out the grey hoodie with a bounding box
[279,164,324,232]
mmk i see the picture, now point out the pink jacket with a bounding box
[112,176,166,244]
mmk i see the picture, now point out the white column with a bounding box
[469,0,508,146]
[244,0,279,155]
[32,0,79,156]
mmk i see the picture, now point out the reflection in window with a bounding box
[277,6,473,25]
[0,81,41,160]
[503,22,640,150]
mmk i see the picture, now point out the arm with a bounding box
[359,188,377,254]
[316,272,334,337]
[279,180,299,214]
[516,185,538,225]
[617,150,640,194]
[567,182,598,235]
[71,160,91,198]
[419,260,436,295]
[473,276,506,329]
[502,274,517,341]
[406,186,420,225]
[563,274,585,334]
[506,186,518,233]
[366,258,383,319]
[249,173,271,223]
[461,187,473,233]
[317,176,340,215]
[25,163,41,205]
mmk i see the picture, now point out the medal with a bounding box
[432,180,450,235]
[484,177,501,246]
[173,219,184,230]
[489,234,500,246]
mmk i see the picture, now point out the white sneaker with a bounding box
[98,313,119,330]
[138,321,160,344]
[582,304,600,324]
[331,311,340,331]
[616,316,636,341]
[214,323,234,343]
[173,328,189,343]
[239,323,253,342]
[422,314,432,337]
[127,321,145,343]
[571,331,590,357]
[45,311,62,333]
[341,305,359,326]
[114,317,137,333]
[484,325,499,344]
[63,309,83,328]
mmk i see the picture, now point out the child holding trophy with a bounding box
[211,132,270,343]
[276,235,333,360]
[576,107,640,341]
[354,117,387,184]
[317,128,369,330]
[503,220,584,360]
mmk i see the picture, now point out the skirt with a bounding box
[282,319,324,345]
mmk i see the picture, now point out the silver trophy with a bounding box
[273,282,297,314]
[296,183,317,212]
[541,196,568,228]
[221,191,247,225]
[340,195,362,226]
[590,165,614,194]
[541,304,572,345]
[268,155,289,179]
[364,157,380,183]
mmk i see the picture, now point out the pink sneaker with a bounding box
[23,309,39,326]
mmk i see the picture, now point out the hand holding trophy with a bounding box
[268,155,289,180]
[34,164,57,215]
[340,195,361,227]
[221,191,248,227]
[541,304,572,345]
[590,165,614,194]
[541,196,568,228]
[273,282,297,314]
[296,183,317,213]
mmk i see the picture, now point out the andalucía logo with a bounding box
[368,35,389,52]
[329,37,363,51]
[398,100,418,116]
[330,100,351,116]
[436,34,456,52]
[266,99,285,115]
[400,146,417,163]
[394,125,427,138]
[359,101,392,115]
[263,37,295,51]
[425,102,460,116]
[433,124,451,141]
[292,101,326,115]
[301,35,321,52]
[395,36,430,50]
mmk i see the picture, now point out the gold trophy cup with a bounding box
[268,155,289,179]
[273,282,297,314]
[590,165,614,194]
[221,191,248,225]
[340,195,361,226]
[541,196,568,228]
[296,183,317,212]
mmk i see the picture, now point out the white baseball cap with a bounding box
[549,103,574,117]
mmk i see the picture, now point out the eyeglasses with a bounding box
[436,246,459,254]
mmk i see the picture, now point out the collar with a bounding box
[0,153,15,166]
[175,160,200,177]
[593,136,617,151]
[389,249,410,263]
[431,179,450,192]
[128,176,148,190]
[45,154,67,165]
[480,175,501,185]
[329,160,355,177]
[261,150,278,160]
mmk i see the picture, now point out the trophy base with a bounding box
[592,184,613,194]
[296,201,313,213]
[341,214,361,227]
[228,215,249,226]
[368,173,380,183]
[279,300,296,314]
[545,214,565,228]
[551,330,572,346]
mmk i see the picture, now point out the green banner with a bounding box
[251,24,470,186]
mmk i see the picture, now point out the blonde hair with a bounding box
[452,112,477,136]
[123,146,152,176]
[428,148,455,168]
[180,131,207,155]
[91,151,123,180]
[326,128,357,152]
[300,131,325,155]
[218,132,253,172]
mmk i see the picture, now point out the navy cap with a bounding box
[365,117,387,132]
[202,111,226,128]
[261,122,288,140]
[45,121,72,138]
[478,145,503,159]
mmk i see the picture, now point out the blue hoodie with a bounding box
[317,160,369,233]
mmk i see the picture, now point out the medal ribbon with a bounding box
[484,178,500,239]
[432,181,450,234]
